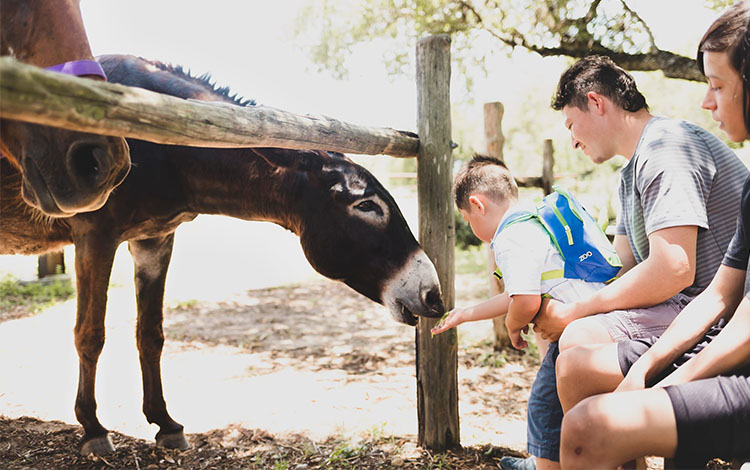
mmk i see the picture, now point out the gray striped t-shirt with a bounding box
[615,116,748,297]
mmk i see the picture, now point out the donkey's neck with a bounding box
[174,148,307,234]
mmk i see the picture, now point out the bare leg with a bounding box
[558,316,613,352]
[556,343,623,413]
[129,235,188,449]
[560,389,677,470]
[537,457,559,470]
[535,330,550,358]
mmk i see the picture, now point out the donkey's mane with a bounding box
[145,58,256,107]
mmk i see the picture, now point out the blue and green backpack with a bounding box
[494,186,622,284]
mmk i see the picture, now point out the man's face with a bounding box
[701,50,748,143]
[562,100,613,164]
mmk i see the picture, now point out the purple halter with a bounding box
[0,60,107,161]
[45,59,107,80]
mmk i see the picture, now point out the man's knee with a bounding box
[560,398,610,467]
[559,317,612,352]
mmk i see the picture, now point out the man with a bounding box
[500,55,748,470]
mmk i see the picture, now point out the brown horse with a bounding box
[0,54,445,455]
[0,0,130,216]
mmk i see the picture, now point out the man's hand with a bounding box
[533,298,576,341]
[615,367,648,392]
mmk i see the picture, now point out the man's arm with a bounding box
[613,234,637,275]
[534,225,697,339]
[657,293,750,387]
[617,264,745,390]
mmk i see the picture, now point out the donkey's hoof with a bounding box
[156,430,189,450]
[80,434,115,455]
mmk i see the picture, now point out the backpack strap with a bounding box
[492,208,566,283]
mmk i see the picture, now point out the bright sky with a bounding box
[80,0,718,135]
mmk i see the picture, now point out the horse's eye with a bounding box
[354,200,383,216]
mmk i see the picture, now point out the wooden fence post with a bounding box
[542,139,555,196]
[483,102,512,351]
[38,251,65,278]
[415,34,459,451]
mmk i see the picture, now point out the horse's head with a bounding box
[0,0,131,216]
[254,148,446,326]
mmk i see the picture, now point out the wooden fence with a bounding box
[0,39,459,451]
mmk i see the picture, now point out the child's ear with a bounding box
[468,195,485,213]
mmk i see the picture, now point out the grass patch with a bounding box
[455,245,488,276]
[0,275,75,315]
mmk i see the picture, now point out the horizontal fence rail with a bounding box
[0,57,420,157]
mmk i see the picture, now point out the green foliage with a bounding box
[0,275,75,314]
[455,208,482,249]
[454,244,488,277]
[294,0,717,83]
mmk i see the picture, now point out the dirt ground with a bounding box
[0,255,550,470]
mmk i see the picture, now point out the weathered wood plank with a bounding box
[415,34,459,452]
[0,57,419,157]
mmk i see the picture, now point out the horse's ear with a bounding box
[251,148,324,172]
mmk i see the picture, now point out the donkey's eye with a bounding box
[354,200,383,216]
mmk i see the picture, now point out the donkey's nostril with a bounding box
[68,143,106,185]
[422,285,443,310]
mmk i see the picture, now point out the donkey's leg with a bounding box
[73,234,118,455]
[129,234,188,450]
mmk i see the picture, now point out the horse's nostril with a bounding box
[68,143,106,185]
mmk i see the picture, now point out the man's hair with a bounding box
[453,154,518,211]
[698,0,750,134]
[551,55,649,112]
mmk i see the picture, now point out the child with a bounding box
[432,154,608,347]
[433,154,615,470]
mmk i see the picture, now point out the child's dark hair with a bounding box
[453,154,518,211]
[551,55,649,112]
[698,1,750,134]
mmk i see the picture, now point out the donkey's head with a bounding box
[255,148,446,326]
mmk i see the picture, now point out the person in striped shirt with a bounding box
[557,2,750,468]
[501,44,749,470]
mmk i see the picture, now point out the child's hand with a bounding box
[505,314,529,349]
[508,325,529,349]
[430,308,465,335]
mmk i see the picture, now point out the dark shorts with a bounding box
[617,324,750,466]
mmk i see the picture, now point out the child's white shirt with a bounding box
[489,201,606,304]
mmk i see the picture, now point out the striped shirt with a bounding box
[615,116,748,297]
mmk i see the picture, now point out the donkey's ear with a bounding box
[251,148,324,172]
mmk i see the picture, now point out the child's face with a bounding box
[459,204,495,244]
[702,50,748,142]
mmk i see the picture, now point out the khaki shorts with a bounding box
[596,293,693,342]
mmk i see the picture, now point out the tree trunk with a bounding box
[483,102,512,351]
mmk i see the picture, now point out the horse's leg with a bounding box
[129,234,188,450]
[73,234,118,455]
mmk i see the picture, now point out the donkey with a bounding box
[0,54,445,455]
[0,0,130,216]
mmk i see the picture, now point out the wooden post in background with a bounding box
[38,251,64,278]
[415,34,459,452]
[483,102,511,351]
[542,139,555,196]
